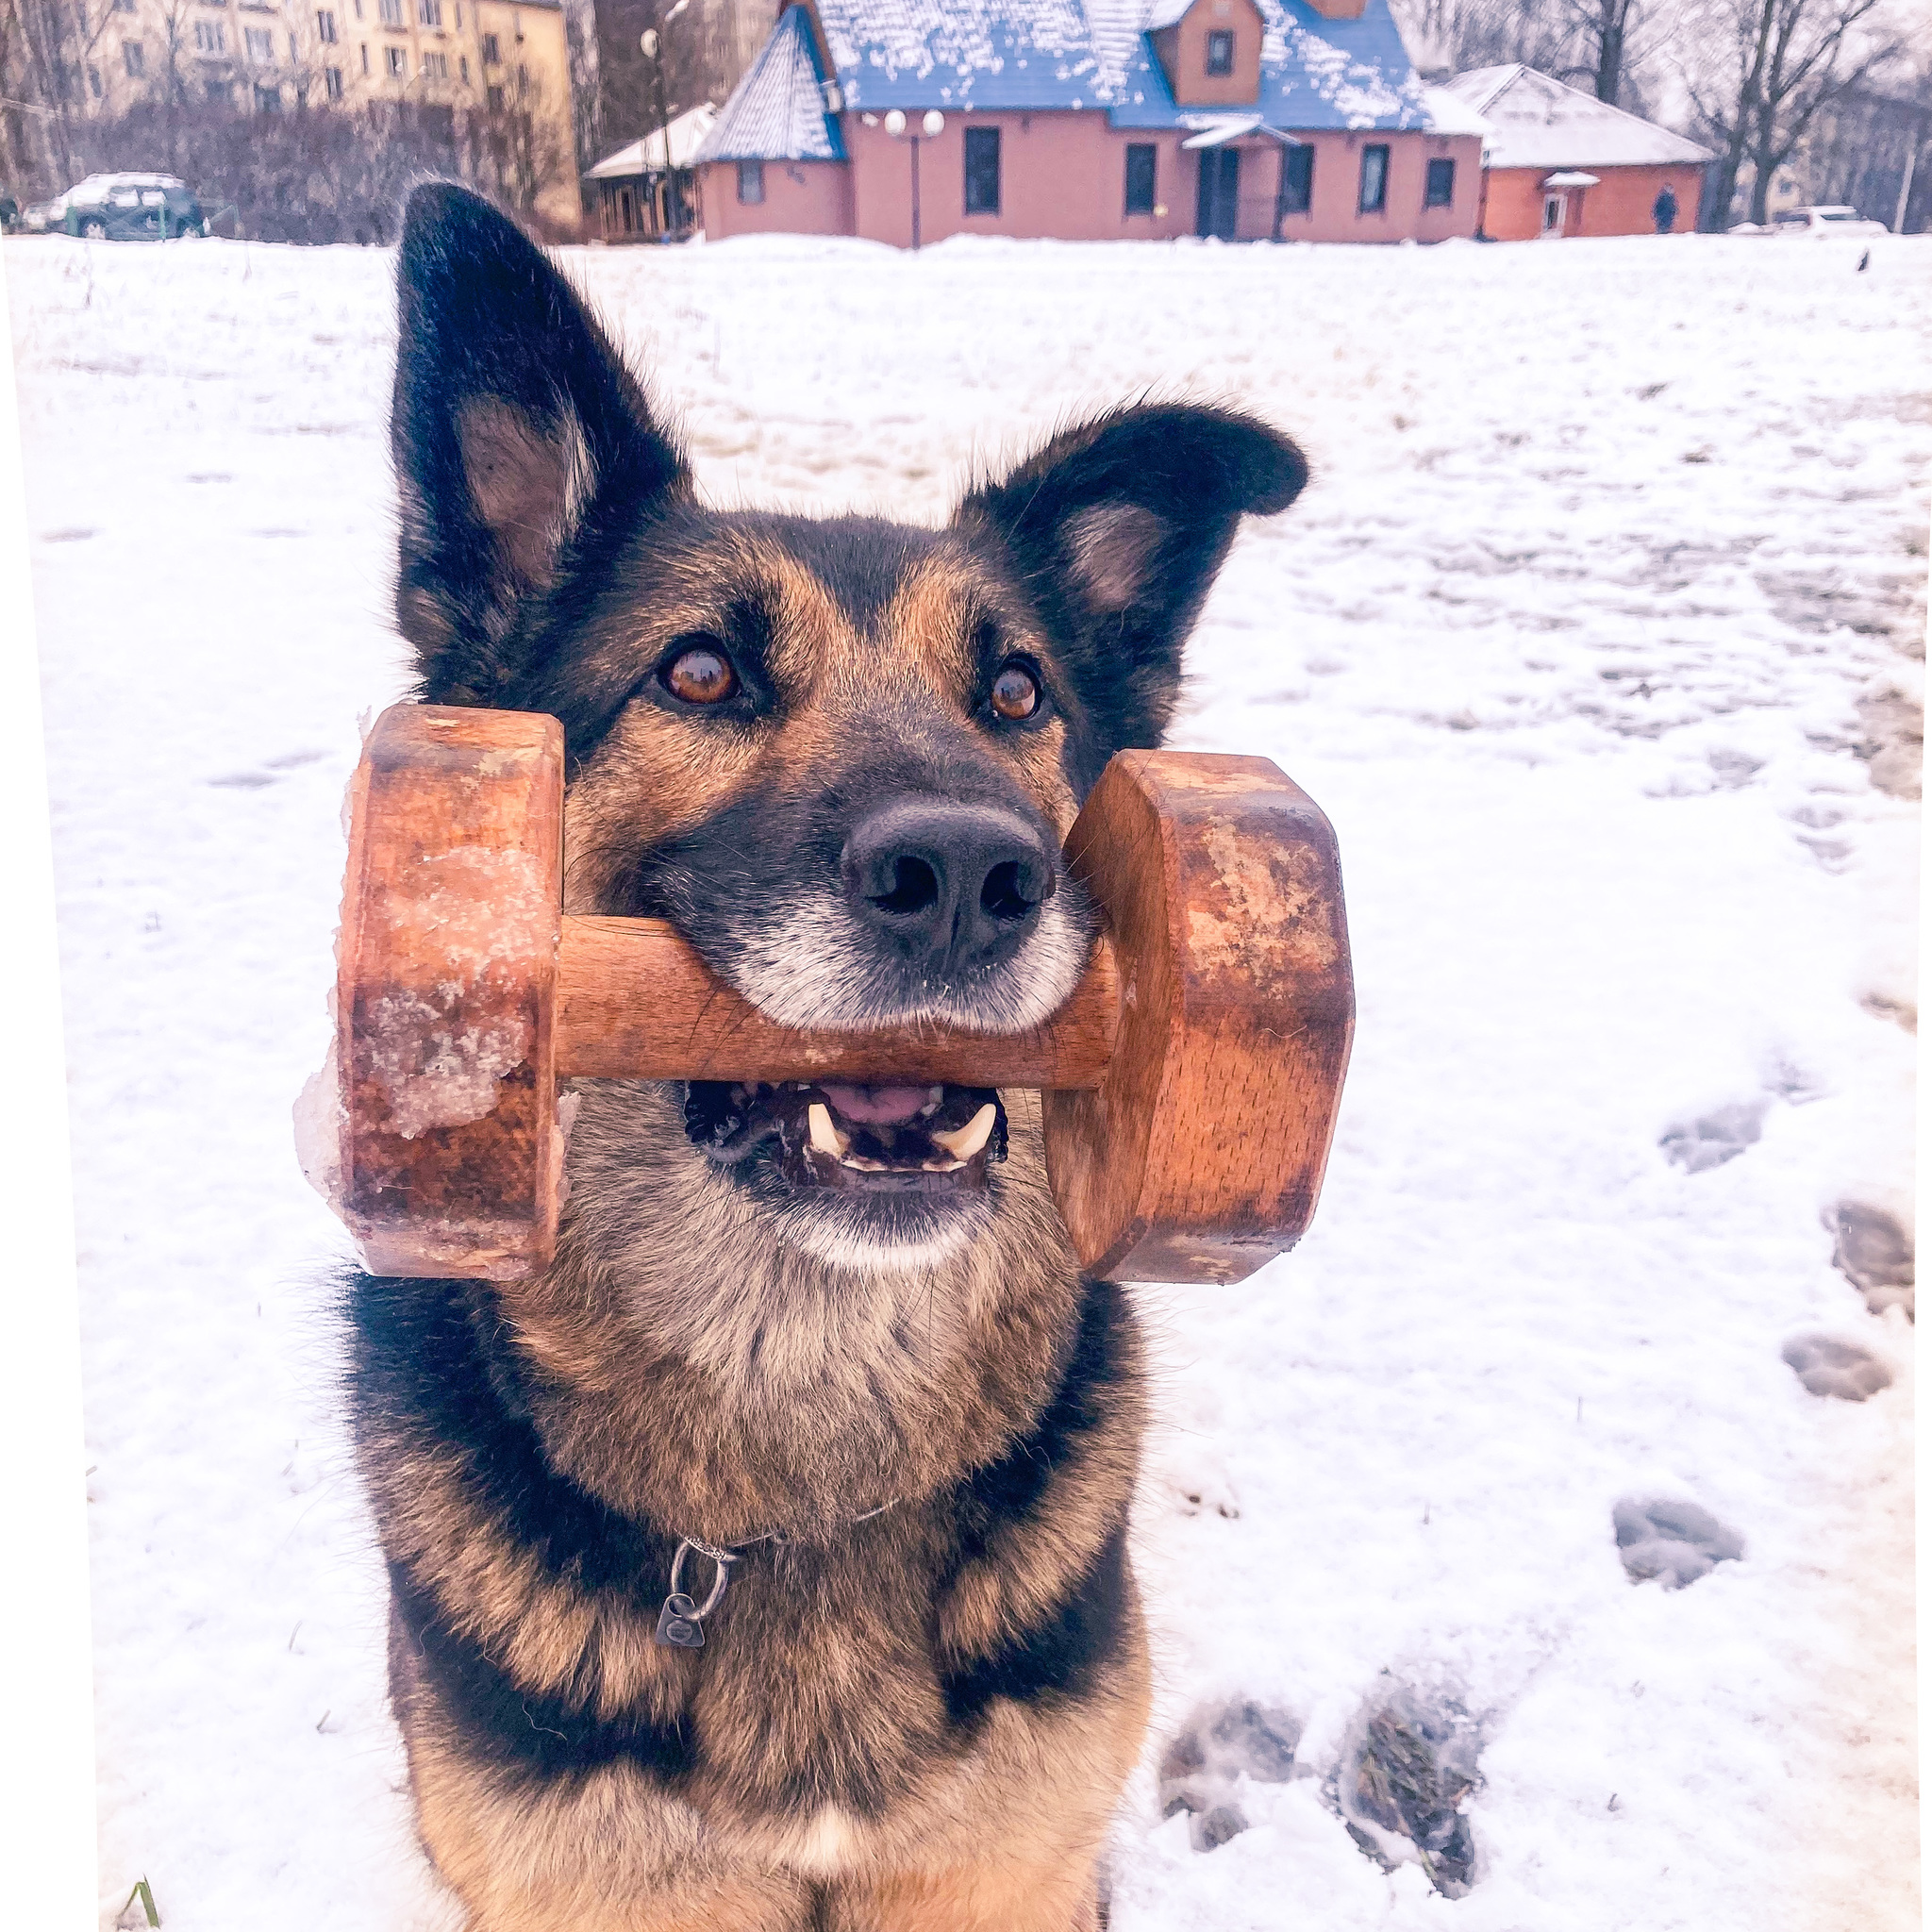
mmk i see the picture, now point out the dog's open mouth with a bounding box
[683,1080,1009,1192]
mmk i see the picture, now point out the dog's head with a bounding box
[391,184,1307,1266]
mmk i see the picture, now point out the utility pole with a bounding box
[639,0,686,240]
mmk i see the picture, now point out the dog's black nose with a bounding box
[841,798,1056,970]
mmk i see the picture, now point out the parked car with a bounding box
[1771,204,1888,238]
[32,174,207,240]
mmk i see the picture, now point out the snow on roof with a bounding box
[587,104,720,175]
[1441,63,1711,170]
[1418,81,1489,138]
[810,0,1437,131]
[696,5,848,163]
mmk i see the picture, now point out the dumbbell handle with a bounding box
[323,703,1353,1286]
[556,917,1120,1086]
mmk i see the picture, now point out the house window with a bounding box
[1278,142,1312,214]
[1124,142,1156,216]
[359,41,369,69]
[325,62,342,94]
[1358,142,1388,213]
[316,8,337,40]
[193,20,225,51]
[244,25,273,58]
[378,0,401,25]
[418,0,441,25]
[1424,156,1455,207]
[737,158,764,204]
[486,80,503,108]
[1204,28,1233,75]
[458,53,467,78]
[453,3,460,22]
[515,60,527,92]
[205,75,227,102]
[121,37,144,74]
[385,42,405,73]
[254,79,279,108]
[423,48,445,75]
[481,30,498,58]
[963,125,1000,215]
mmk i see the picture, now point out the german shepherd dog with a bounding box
[348,183,1307,1931]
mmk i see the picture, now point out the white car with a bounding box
[1770,204,1888,238]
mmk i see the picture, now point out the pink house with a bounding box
[694,0,1484,247]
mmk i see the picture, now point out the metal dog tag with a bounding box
[655,1591,705,1648]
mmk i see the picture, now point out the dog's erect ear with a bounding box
[955,404,1307,771]
[391,182,691,703]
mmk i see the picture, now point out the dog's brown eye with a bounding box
[991,661,1041,722]
[662,644,737,706]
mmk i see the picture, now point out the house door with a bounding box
[1540,192,1566,237]
[1196,148,1240,241]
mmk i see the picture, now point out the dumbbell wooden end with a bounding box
[1047,752,1354,1284]
[313,704,1354,1286]
[327,705,564,1281]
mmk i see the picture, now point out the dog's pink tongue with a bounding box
[818,1083,932,1124]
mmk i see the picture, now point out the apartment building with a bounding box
[52,0,579,228]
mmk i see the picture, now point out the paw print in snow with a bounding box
[1659,1100,1768,1174]
[1335,1683,1482,1898]
[1825,1201,1914,1321]
[1613,1496,1744,1589]
[1158,1698,1300,1852]
[1781,1334,1892,1401]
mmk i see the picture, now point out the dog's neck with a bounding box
[485,1083,1088,1541]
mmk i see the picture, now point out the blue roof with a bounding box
[811,0,1434,129]
[695,6,847,163]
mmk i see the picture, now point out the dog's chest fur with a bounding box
[352,1088,1146,1830]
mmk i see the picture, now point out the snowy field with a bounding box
[8,226,1926,1931]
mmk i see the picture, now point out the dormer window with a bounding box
[1204,28,1233,75]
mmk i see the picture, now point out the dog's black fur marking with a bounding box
[941,1521,1131,1727]
[350,1271,684,1598]
[955,1276,1128,1546]
[391,1563,700,1780]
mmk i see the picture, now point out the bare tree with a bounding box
[1557,0,1641,102]
[1686,0,1904,225]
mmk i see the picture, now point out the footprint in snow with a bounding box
[1334,1682,1482,1898]
[1158,1698,1301,1853]
[1825,1201,1914,1321]
[1659,1099,1768,1174]
[1781,1334,1892,1402]
[1613,1496,1744,1589]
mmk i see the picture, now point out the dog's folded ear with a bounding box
[391,182,691,703]
[955,404,1307,766]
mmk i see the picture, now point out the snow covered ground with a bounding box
[8,225,1925,1932]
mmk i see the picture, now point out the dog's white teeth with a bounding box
[807,1103,850,1158]
[918,1086,945,1117]
[930,1104,997,1161]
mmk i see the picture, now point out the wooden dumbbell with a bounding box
[307,703,1354,1286]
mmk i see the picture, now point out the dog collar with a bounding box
[655,1503,897,1649]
